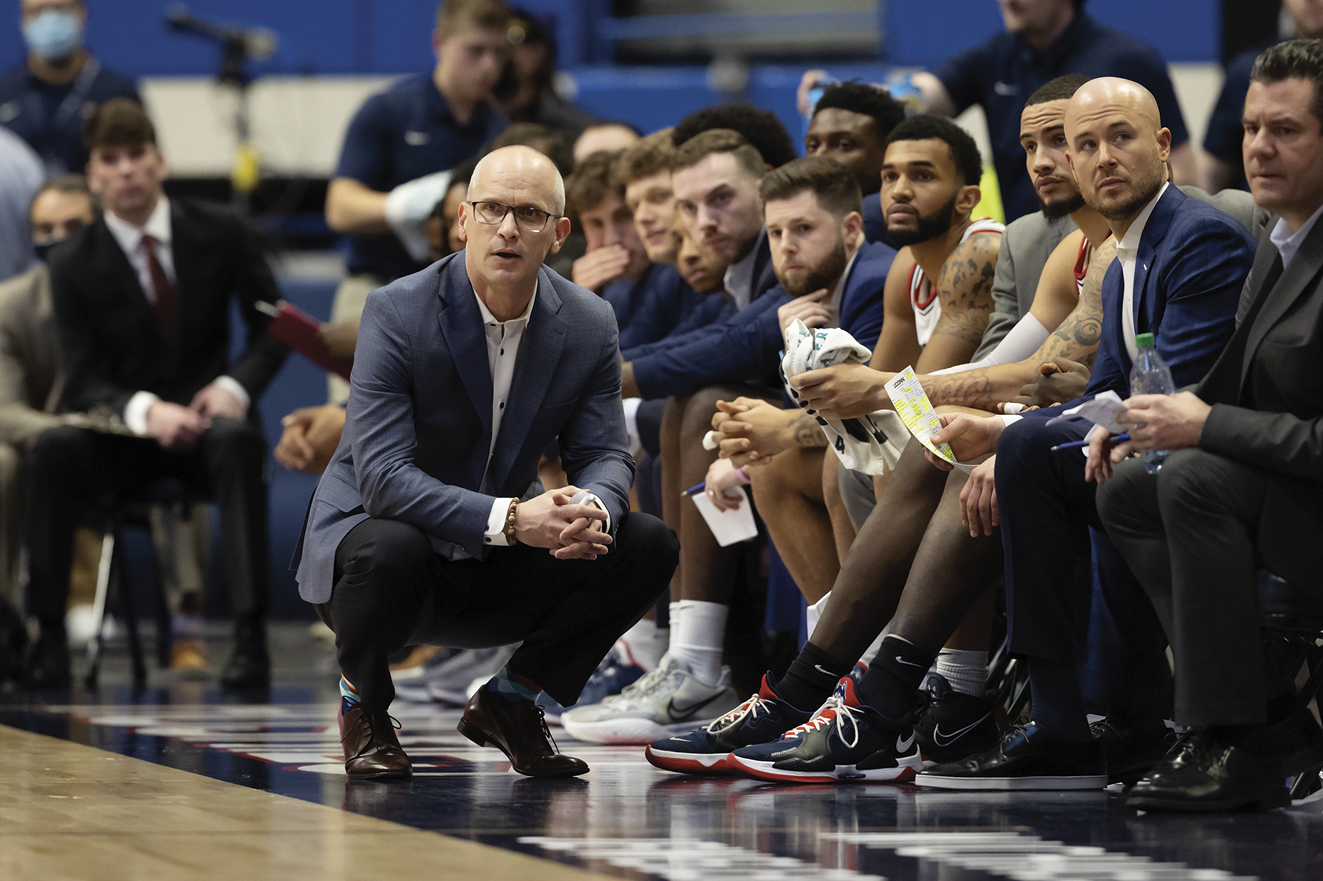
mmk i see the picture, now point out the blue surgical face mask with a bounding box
[23,9,85,62]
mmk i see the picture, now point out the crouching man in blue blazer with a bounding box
[294,146,679,780]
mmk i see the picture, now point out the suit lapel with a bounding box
[169,202,201,352]
[1131,186,1182,333]
[487,267,566,493]
[1197,233,1281,404]
[1241,216,1323,378]
[434,255,494,484]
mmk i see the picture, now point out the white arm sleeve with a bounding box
[928,313,1051,376]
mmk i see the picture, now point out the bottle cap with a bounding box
[1135,332,1155,348]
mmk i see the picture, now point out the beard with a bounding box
[887,194,959,247]
[1040,189,1086,220]
[781,236,849,298]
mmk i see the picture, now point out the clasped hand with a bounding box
[146,382,247,450]
[514,486,613,561]
[710,397,787,467]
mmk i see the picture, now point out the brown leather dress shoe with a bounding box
[459,687,589,777]
[340,703,412,779]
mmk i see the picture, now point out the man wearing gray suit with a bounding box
[294,145,678,780]
[1094,39,1323,812]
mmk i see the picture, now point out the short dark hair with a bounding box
[565,149,624,216]
[29,174,96,222]
[436,0,511,33]
[673,104,797,168]
[1251,39,1323,124]
[83,98,155,151]
[491,122,573,177]
[885,115,982,186]
[812,81,907,141]
[1026,74,1090,107]
[672,128,766,179]
[616,129,675,187]
[759,156,862,219]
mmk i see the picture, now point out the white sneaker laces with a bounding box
[704,692,768,732]
[782,695,862,749]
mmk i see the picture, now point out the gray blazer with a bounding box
[972,212,1075,362]
[293,254,635,603]
[0,264,63,448]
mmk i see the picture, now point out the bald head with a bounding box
[1064,77,1171,230]
[470,145,566,215]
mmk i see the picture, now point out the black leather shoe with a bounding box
[459,687,589,778]
[916,721,1108,790]
[25,621,70,690]
[340,701,412,779]
[1126,728,1289,812]
[1091,717,1176,786]
[220,615,270,689]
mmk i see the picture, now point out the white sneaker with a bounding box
[560,654,742,744]
[394,645,516,704]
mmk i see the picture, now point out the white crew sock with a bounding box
[935,648,989,698]
[615,618,668,671]
[669,599,727,685]
[805,592,831,641]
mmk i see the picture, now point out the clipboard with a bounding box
[257,300,353,379]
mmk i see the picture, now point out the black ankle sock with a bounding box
[774,642,852,712]
[1027,658,1092,742]
[855,635,932,720]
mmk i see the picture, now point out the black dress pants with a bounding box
[24,420,271,622]
[316,512,678,709]
[1096,450,1274,727]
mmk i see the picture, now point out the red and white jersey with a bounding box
[907,217,1005,346]
[1074,230,1112,297]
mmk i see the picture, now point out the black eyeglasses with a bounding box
[467,200,559,231]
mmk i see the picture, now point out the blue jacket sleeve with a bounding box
[632,290,791,399]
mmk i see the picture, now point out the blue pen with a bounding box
[683,482,706,496]
[1050,433,1130,452]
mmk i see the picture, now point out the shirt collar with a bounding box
[1269,201,1323,270]
[103,195,172,255]
[831,247,860,307]
[474,279,538,329]
[722,227,766,310]
[1116,182,1169,255]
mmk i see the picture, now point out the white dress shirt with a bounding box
[1114,182,1169,363]
[475,283,608,551]
[1269,201,1323,270]
[104,197,250,434]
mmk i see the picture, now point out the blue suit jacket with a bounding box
[1084,185,1255,398]
[628,239,897,400]
[606,262,720,351]
[293,254,634,603]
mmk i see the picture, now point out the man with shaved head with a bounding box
[294,145,678,781]
[914,78,1256,791]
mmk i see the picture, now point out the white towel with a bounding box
[780,320,908,475]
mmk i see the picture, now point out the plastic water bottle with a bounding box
[1128,332,1175,474]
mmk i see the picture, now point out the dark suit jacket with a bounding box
[47,198,288,417]
[607,262,719,351]
[293,254,635,603]
[1196,217,1323,586]
[1085,185,1256,398]
[627,238,896,400]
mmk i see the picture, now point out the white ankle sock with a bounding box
[935,648,989,698]
[616,618,668,671]
[805,592,831,641]
[669,599,727,685]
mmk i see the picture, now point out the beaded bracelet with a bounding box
[503,499,519,544]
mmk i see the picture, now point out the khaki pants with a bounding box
[327,274,382,404]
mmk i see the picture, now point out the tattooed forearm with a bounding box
[791,411,828,447]
[923,372,995,409]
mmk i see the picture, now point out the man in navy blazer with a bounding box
[294,146,677,780]
[913,79,1256,791]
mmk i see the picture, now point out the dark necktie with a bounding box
[141,233,177,344]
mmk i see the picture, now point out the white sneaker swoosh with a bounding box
[931,713,991,748]
[894,656,927,668]
[895,729,917,754]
